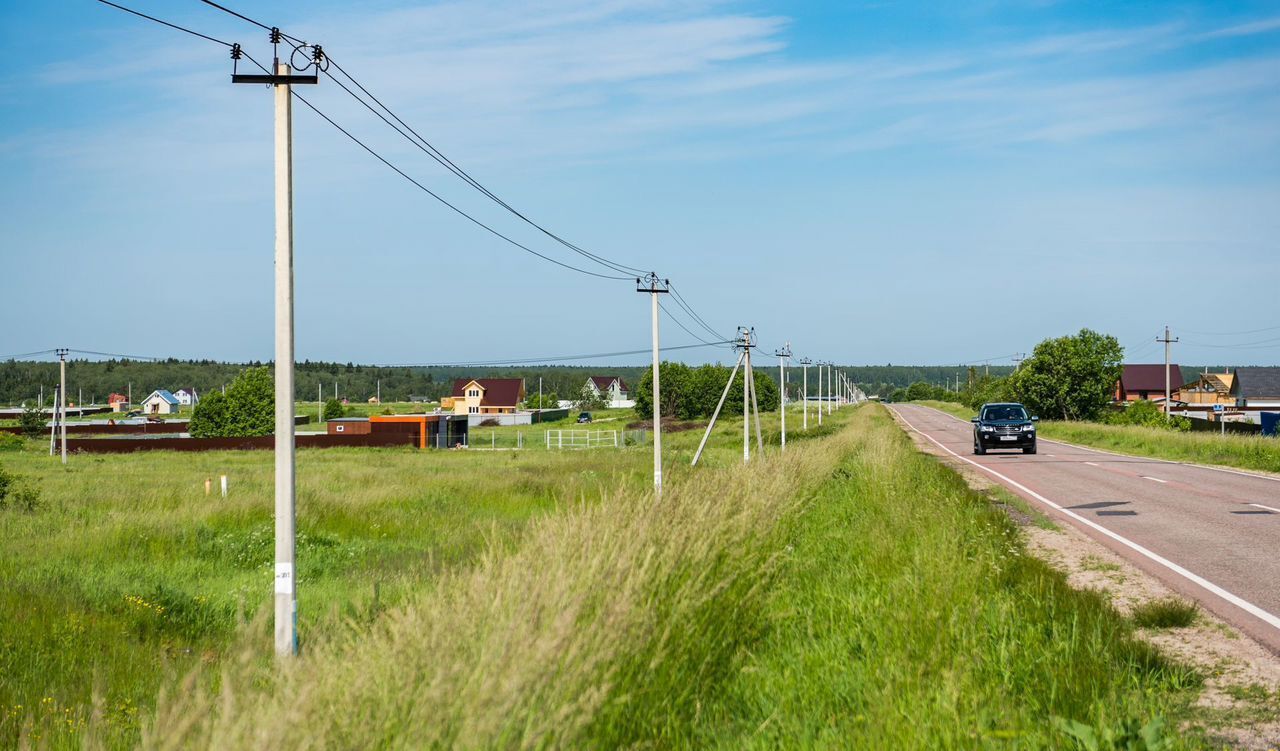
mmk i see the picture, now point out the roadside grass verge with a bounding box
[144,406,1205,749]
[687,406,1203,748]
[913,400,1280,475]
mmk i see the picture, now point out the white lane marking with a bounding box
[1142,476,1168,484]
[1250,503,1280,513]
[890,406,1280,632]
[1084,461,1100,467]
[918,405,1280,484]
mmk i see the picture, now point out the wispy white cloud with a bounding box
[1200,15,1280,39]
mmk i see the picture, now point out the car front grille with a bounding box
[995,425,1022,435]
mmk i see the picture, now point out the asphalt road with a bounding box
[889,403,1280,655]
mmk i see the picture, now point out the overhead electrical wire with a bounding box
[1177,324,1280,337]
[235,53,633,281]
[96,0,746,351]
[196,0,649,278]
[0,349,58,361]
[96,0,233,47]
[658,301,729,348]
[375,340,734,368]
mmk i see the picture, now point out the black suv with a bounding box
[971,402,1038,455]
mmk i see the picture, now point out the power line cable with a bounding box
[658,301,728,348]
[97,0,234,47]
[374,340,733,368]
[236,51,633,281]
[198,0,649,278]
[667,282,729,342]
[0,349,58,361]
[68,349,164,361]
[1177,324,1280,337]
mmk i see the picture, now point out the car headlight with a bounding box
[1024,424,1036,432]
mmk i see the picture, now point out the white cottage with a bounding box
[140,389,181,415]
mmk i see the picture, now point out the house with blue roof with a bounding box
[140,389,181,415]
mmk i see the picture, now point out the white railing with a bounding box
[545,429,619,449]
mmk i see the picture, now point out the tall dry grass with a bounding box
[138,419,858,749]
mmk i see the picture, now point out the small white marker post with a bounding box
[221,475,228,498]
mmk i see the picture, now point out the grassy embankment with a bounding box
[915,399,1280,475]
[141,406,1204,749]
[0,406,822,747]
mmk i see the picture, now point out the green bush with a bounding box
[322,398,345,421]
[635,361,780,420]
[18,405,45,438]
[0,433,23,452]
[189,367,274,438]
[1103,400,1190,432]
[0,466,40,512]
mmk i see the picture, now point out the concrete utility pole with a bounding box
[691,344,746,467]
[638,274,669,492]
[1158,325,1179,417]
[827,363,833,415]
[775,343,791,451]
[817,362,823,427]
[318,383,323,426]
[799,358,811,430]
[57,348,68,464]
[235,50,318,658]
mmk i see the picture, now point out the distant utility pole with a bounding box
[817,362,823,427]
[233,39,319,659]
[775,343,791,451]
[637,273,669,492]
[318,383,323,426]
[1013,353,1026,371]
[1158,325,1179,417]
[376,379,381,404]
[827,363,833,415]
[799,358,811,430]
[57,348,68,464]
[740,328,762,462]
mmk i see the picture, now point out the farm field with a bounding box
[914,400,1280,474]
[2,404,1216,747]
[0,405,801,747]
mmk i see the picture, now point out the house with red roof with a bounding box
[442,378,526,416]
[1115,363,1183,403]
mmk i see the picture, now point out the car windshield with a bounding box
[983,405,1028,421]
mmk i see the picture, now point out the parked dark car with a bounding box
[577,412,593,424]
[971,402,1038,455]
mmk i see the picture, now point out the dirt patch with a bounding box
[889,407,1280,749]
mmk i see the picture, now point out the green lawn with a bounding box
[913,400,1280,474]
[0,404,805,747]
[0,404,1217,748]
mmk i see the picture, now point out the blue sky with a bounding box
[2,0,1278,366]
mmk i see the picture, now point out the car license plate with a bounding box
[999,435,1017,441]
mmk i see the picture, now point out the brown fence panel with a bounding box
[66,432,417,453]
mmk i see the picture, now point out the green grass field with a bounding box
[914,400,1280,474]
[0,404,1214,748]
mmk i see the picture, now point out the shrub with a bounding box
[0,433,23,452]
[190,368,274,438]
[0,465,12,502]
[1131,598,1197,629]
[1103,400,1190,432]
[479,418,500,427]
[0,466,40,512]
[18,404,45,438]
[323,398,346,421]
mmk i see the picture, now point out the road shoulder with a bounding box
[890,407,1280,749]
